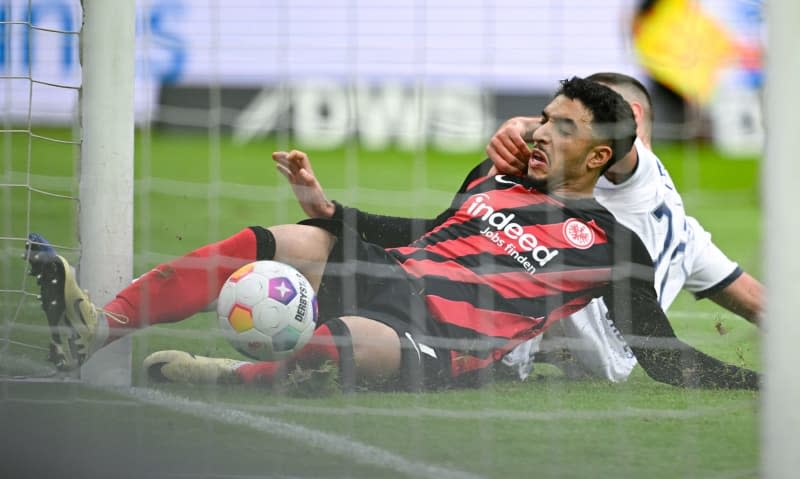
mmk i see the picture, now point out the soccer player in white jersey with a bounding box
[489,72,762,381]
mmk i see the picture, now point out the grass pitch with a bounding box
[1,129,760,478]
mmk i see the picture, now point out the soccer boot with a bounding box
[143,350,247,385]
[25,233,99,371]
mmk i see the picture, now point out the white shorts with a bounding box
[502,298,637,382]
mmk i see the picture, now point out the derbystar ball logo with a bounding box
[293,277,310,323]
[466,193,558,275]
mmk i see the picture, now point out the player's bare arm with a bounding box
[708,272,763,324]
[272,150,335,219]
[605,258,758,390]
[272,150,443,247]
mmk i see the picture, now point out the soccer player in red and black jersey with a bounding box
[28,77,758,391]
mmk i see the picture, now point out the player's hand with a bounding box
[486,117,541,176]
[272,150,335,219]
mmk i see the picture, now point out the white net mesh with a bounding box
[1,1,763,478]
[1,0,81,378]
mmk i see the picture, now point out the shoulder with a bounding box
[559,199,654,277]
[578,202,652,266]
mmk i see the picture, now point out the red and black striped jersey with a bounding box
[330,160,758,389]
[384,174,651,360]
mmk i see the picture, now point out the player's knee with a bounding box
[339,315,402,380]
[268,224,335,289]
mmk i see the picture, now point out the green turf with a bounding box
[1,129,761,478]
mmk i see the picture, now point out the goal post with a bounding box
[762,1,800,477]
[77,0,136,386]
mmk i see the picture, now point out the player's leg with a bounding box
[26,224,335,371]
[269,223,336,290]
[26,228,269,370]
[144,218,428,390]
[339,315,402,379]
[145,315,402,387]
[102,224,333,336]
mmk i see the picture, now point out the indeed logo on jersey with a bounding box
[466,193,558,275]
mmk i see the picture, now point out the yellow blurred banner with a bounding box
[633,0,737,104]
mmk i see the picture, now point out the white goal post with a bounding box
[77,0,136,386]
[762,1,800,477]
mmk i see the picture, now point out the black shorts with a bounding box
[299,218,456,390]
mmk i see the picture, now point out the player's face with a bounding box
[527,95,599,192]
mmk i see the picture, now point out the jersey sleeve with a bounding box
[681,216,742,298]
[606,234,759,389]
[331,201,443,248]
[329,159,492,248]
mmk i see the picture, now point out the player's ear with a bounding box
[629,101,644,128]
[586,144,612,171]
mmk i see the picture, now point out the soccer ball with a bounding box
[217,260,318,360]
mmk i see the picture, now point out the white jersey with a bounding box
[504,139,741,381]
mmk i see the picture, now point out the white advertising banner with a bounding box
[169,0,642,88]
[1,0,644,124]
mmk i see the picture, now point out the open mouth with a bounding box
[530,148,548,166]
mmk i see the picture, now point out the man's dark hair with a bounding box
[556,76,637,171]
[586,72,654,128]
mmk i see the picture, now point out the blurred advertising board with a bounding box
[1,0,762,153]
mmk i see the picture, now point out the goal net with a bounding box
[1,1,779,478]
